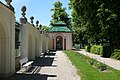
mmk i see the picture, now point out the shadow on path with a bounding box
[2,73,56,80]
[32,52,57,67]
[1,52,57,80]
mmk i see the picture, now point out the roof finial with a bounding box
[39,24,42,30]
[5,0,14,11]
[30,16,34,25]
[20,6,27,24]
[36,20,39,29]
[21,6,26,17]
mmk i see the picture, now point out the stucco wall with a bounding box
[0,3,15,78]
[20,22,40,60]
[42,34,47,52]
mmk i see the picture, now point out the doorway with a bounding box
[56,36,63,50]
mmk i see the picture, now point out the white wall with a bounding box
[20,22,40,60]
[0,3,15,78]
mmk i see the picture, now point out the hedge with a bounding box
[86,45,119,59]
[111,49,120,60]
[90,45,103,55]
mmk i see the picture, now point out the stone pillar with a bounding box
[46,34,49,52]
[39,29,43,56]
[53,39,54,49]
[35,20,39,57]
[20,6,28,59]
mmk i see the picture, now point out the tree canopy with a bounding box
[70,0,120,48]
[50,1,72,29]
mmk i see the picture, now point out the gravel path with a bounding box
[39,51,80,80]
[3,51,80,80]
[77,49,120,70]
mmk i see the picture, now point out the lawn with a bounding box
[64,50,120,80]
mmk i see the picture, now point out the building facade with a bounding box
[0,1,72,78]
[48,21,72,50]
[0,1,15,78]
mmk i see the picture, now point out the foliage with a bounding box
[89,44,112,57]
[90,45,103,55]
[102,44,112,57]
[42,25,50,31]
[64,50,120,80]
[69,0,120,48]
[111,49,120,60]
[50,1,72,29]
[87,57,107,71]
[85,45,91,52]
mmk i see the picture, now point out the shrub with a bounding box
[90,45,103,55]
[85,45,91,52]
[90,45,112,57]
[97,45,103,55]
[90,45,97,54]
[111,49,120,60]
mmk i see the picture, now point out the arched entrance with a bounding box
[56,36,63,50]
[0,23,7,77]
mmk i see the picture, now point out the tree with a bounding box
[96,0,120,48]
[69,0,100,45]
[70,0,120,48]
[42,25,50,31]
[50,1,72,29]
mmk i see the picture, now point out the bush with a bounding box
[90,45,103,55]
[85,45,91,52]
[111,49,120,60]
[90,45,97,54]
[97,45,103,55]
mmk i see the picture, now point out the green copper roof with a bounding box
[49,26,72,32]
[53,21,66,25]
[49,21,72,32]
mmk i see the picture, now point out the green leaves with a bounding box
[70,0,120,47]
[50,1,70,27]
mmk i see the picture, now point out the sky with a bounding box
[0,0,71,26]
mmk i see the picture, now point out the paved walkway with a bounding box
[39,51,80,80]
[77,49,120,70]
[3,51,80,80]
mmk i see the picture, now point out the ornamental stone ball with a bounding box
[36,20,39,29]
[30,16,34,24]
[20,6,27,24]
[21,6,26,17]
[30,16,34,21]
[21,6,26,13]
[39,24,42,30]
[36,20,39,26]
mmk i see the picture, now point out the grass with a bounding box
[64,50,120,80]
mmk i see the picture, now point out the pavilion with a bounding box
[48,21,72,50]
